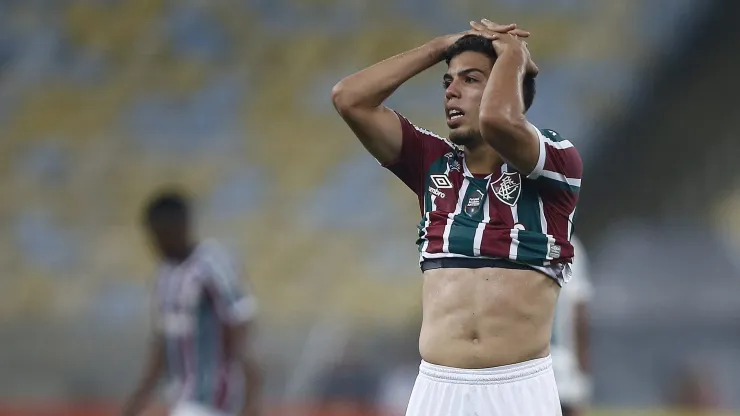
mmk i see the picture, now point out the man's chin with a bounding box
[449,128,476,146]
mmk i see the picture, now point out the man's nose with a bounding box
[445,82,460,100]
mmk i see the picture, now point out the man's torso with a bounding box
[382,113,583,368]
[419,267,559,368]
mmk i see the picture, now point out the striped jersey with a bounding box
[154,239,257,414]
[384,112,583,284]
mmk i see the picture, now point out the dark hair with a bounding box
[443,34,536,111]
[144,189,190,225]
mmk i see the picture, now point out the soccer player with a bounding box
[332,19,582,415]
[122,191,262,416]
[551,235,593,416]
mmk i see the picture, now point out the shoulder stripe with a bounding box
[544,138,574,150]
[541,170,582,187]
[411,124,455,148]
[527,127,547,179]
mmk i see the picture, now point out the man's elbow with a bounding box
[331,80,357,115]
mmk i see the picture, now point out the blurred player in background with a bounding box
[122,191,262,416]
[333,18,582,416]
[551,235,592,416]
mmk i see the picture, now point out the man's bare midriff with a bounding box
[419,266,560,369]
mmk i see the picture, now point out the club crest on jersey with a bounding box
[464,190,485,216]
[491,172,521,206]
[444,152,461,172]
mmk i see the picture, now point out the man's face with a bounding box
[147,216,188,261]
[443,51,494,146]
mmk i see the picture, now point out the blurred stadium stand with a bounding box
[0,0,738,414]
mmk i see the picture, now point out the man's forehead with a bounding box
[446,52,493,76]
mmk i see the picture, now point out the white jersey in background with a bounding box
[551,235,593,406]
[155,239,258,416]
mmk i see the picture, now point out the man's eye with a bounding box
[465,77,475,83]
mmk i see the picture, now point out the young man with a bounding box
[332,19,582,415]
[551,235,593,416]
[122,191,262,416]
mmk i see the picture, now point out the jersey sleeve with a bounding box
[201,241,258,325]
[527,127,582,189]
[381,111,456,195]
[527,127,583,209]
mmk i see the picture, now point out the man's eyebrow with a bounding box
[457,68,485,76]
[443,68,486,79]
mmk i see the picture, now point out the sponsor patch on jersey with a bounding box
[464,190,485,217]
[548,244,561,259]
[491,172,521,206]
[430,174,453,189]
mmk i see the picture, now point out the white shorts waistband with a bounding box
[418,355,552,385]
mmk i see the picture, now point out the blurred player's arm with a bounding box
[571,237,593,376]
[331,24,525,165]
[204,243,262,416]
[575,302,590,374]
[227,322,262,416]
[472,20,542,175]
[122,334,165,416]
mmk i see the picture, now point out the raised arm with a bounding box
[472,20,542,175]
[331,37,451,165]
[331,24,525,165]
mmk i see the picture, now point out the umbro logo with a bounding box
[430,174,453,189]
[428,186,446,199]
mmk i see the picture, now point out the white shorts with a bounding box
[170,402,231,416]
[405,356,561,416]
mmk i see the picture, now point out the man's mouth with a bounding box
[447,107,465,123]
